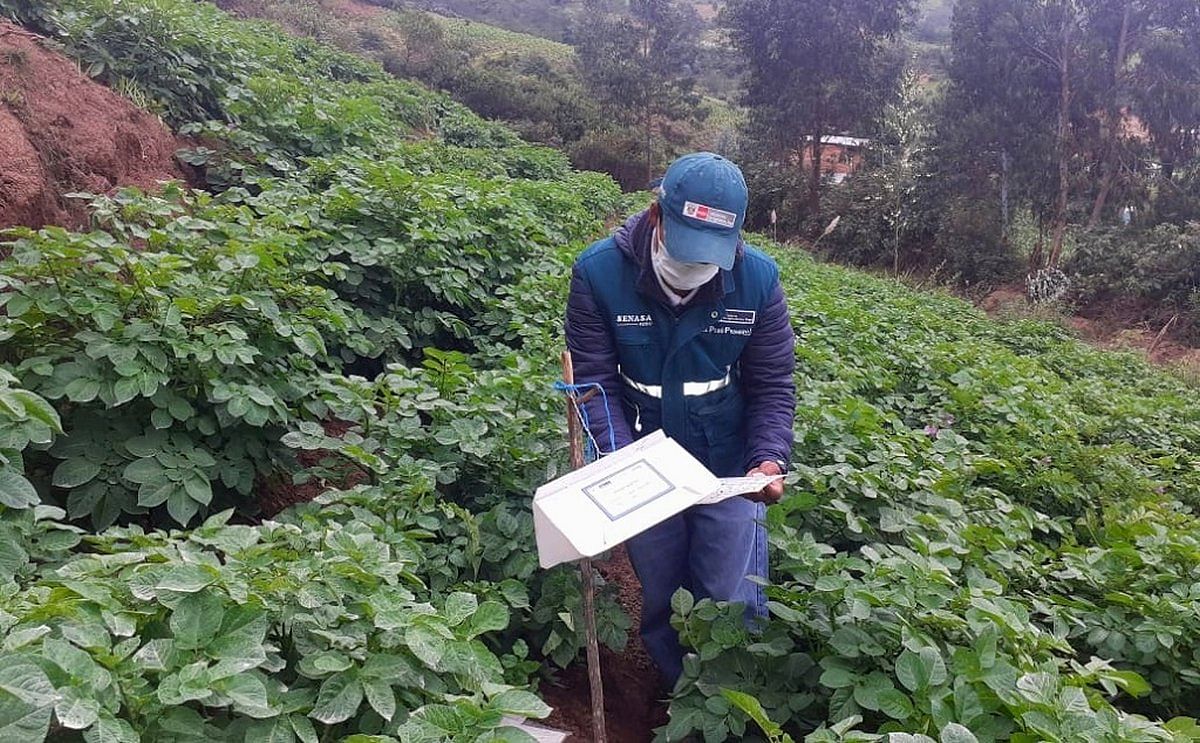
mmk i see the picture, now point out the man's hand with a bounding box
[745,460,785,504]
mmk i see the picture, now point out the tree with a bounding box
[1128,2,1200,194]
[721,0,912,216]
[937,0,1097,269]
[573,0,703,184]
[938,0,1200,272]
[1079,0,1200,227]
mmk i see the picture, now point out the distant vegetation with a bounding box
[213,0,736,189]
[214,0,594,143]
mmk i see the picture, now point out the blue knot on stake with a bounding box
[553,380,617,461]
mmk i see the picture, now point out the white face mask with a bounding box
[651,229,719,291]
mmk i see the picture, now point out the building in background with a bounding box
[800,135,870,184]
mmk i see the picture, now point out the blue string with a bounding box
[553,380,618,460]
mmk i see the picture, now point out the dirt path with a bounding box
[542,546,668,742]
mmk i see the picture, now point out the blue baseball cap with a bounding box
[658,152,748,271]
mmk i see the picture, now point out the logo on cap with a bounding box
[683,201,738,228]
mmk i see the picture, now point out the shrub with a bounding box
[932,198,1023,287]
[1067,223,1200,309]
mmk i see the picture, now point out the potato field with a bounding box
[0,1,1198,742]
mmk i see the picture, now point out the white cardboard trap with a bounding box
[532,431,780,568]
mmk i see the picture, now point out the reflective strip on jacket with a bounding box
[564,209,796,477]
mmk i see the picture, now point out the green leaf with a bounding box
[122,457,164,485]
[208,606,269,665]
[52,458,101,488]
[138,481,177,508]
[183,475,213,505]
[362,676,396,722]
[0,658,56,740]
[896,647,946,692]
[290,714,318,743]
[43,638,101,682]
[221,673,270,715]
[498,580,530,609]
[170,591,225,649]
[491,689,550,719]
[444,592,478,626]
[407,626,447,668]
[9,390,61,432]
[936,724,974,739]
[156,563,217,593]
[720,688,781,738]
[0,540,29,577]
[132,639,176,673]
[309,672,362,725]
[877,689,914,721]
[82,711,136,743]
[2,627,50,652]
[466,601,509,638]
[671,588,694,616]
[167,489,201,526]
[1164,718,1200,738]
[151,408,174,429]
[304,651,352,675]
[55,686,101,730]
[0,468,40,509]
[64,378,101,403]
[820,667,857,690]
[1102,669,1152,698]
[245,716,295,743]
[1016,672,1056,706]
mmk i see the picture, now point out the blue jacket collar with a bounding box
[612,209,739,306]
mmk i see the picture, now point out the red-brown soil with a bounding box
[0,22,185,230]
[256,419,367,517]
[542,547,668,742]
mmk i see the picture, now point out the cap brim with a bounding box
[661,209,738,271]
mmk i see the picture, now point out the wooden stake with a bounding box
[1148,314,1179,358]
[561,351,607,743]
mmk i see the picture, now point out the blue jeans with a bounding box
[626,495,768,686]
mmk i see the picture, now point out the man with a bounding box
[564,152,796,686]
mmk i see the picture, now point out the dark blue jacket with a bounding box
[565,209,795,477]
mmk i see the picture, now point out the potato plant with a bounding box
[0,498,554,742]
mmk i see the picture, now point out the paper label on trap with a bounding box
[582,460,675,520]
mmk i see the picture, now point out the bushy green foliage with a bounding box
[0,185,373,528]
[0,0,635,737]
[1066,224,1200,334]
[45,0,378,127]
[206,0,602,152]
[0,0,620,530]
[0,371,61,511]
[0,492,560,742]
[660,243,1200,740]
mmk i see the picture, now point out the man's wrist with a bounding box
[748,456,789,475]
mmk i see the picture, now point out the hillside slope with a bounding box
[1,1,1198,742]
[0,21,184,228]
